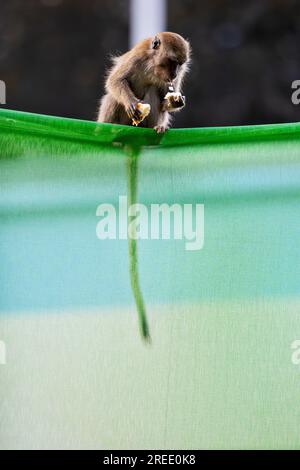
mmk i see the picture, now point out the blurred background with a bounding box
[1,0,300,127]
[2,0,300,452]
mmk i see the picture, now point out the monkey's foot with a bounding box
[163,92,185,111]
[154,125,169,134]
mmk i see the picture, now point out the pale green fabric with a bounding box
[0,108,300,449]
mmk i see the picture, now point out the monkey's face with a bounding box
[151,33,190,84]
[155,57,184,83]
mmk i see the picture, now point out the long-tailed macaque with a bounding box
[98,32,191,133]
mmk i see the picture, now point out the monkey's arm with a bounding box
[106,64,143,122]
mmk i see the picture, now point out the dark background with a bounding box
[1,0,300,127]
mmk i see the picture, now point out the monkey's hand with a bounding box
[126,101,151,126]
[163,92,186,112]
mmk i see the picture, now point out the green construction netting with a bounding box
[1,108,300,449]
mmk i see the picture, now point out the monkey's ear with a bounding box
[152,36,161,50]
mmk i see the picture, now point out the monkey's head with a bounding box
[149,32,190,84]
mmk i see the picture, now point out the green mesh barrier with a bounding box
[1,108,300,449]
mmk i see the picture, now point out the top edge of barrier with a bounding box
[1,108,300,148]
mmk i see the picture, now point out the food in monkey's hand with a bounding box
[163,89,186,112]
[131,102,151,126]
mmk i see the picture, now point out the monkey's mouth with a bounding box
[160,77,173,85]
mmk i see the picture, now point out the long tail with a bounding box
[126,145,151,341]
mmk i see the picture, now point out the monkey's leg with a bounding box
[98,94,120,123]
[154,111,171,134]
[98,94,135,126]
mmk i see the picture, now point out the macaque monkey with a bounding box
[98,32,191,133]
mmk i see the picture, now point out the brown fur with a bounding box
[97,32,191,133]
